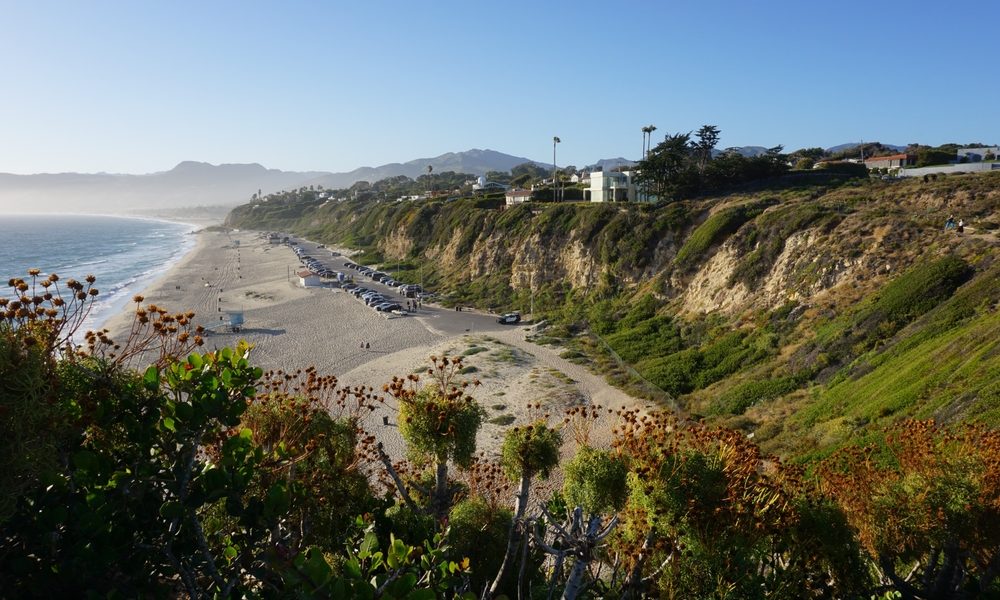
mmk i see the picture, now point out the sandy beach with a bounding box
[104,230,653,461]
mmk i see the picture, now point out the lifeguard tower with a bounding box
[225,310,245,333]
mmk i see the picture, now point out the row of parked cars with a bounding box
[341,262,429,299]
[344,285,403,313]
[291,245,337,278]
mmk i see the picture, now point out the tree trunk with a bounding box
[561,516,602,600]
[434,460,449,517]
[486,474,531,598]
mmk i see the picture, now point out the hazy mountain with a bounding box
[0,161,327,214]
[585,157,635,171]
[826,142,906,153]
[300,149,546,189]
[0,149,549,214]
[718,146,771,157]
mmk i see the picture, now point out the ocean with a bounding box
[0,214,197,333]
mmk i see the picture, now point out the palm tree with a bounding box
[640,125,656,200]
[642,124,657,158]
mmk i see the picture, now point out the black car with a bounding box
[497,312,521,325]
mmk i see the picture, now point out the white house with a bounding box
[586,170,637,202]
[472,176,509,193]
[297,269,321,288]
[505,189,532,206]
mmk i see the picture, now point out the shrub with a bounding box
[636,348,701,395]
[563,447,628,514]
[500,422,562,481]
[605,315,682,365]
[447,498,513,591]
[710,376,800,415]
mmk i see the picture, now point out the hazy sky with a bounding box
[2,0,997,174]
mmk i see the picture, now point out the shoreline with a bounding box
[103,230,652,460]
[87,224,202,333]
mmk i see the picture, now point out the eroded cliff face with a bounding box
[231,173,1000,321]
[377,195,980,320]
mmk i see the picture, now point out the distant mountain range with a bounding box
[300,149,548,189]
[0,149,550,213]
[825,142,906,153]
[0,145,813,214]
[0,162,327,214]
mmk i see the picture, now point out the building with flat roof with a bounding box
[586,170,637,202]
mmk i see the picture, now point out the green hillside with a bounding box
[227,171,1000,458]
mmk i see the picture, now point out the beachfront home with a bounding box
[297,269,321,288]
[586,170,637,202]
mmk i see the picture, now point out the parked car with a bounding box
[497,312,521,325]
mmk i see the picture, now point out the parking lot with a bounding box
[282,236,512,335]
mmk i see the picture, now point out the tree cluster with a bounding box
[635,125,789,201]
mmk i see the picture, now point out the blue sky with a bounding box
[1,0,997,174]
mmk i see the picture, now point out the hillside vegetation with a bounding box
[227,171,1000,458]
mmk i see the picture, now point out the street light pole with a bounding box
[552,136,561,202]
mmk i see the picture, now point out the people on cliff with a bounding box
[945,215,956,230]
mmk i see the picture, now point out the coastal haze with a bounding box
[0,149,547,213]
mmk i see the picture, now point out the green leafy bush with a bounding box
[447,498,512,590]
[636,348,701,395]
[563,447,628,514]
[710,376,800,415]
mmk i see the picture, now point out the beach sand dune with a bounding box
[104,230,653,462]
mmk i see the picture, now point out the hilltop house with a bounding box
[585,170,637,202]
[505,189,533,206]
[864,153,916,171]
[472,176,509,193]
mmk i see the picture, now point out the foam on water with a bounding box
[0,214,197,334]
